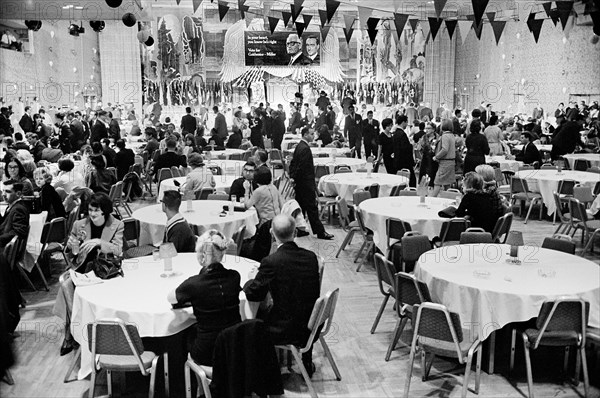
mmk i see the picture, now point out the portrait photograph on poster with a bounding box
[245,31,321,66]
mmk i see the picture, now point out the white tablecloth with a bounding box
[513,144,552,152]
[157,175,237,202]
[207,148,246,159]
[515,169,600,215]
[318,173,409,202]
[415,244,600,341]
[205,160,246,176]
[127,141,147,153]
[563,153,600,169]
[486,156,522,173]
[71,253,259,379]
[313,158,367,173]
[22,211,48,273]
[310,147,352,157]
[132,200,258,246]
[359,197,455,252]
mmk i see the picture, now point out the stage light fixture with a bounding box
[25,20,42,31]
[90,21,105,32]
[68,23,80,36]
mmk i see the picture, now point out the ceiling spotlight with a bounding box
[69,23,80,36]
[25,20,42,31]
[90,21,105,32]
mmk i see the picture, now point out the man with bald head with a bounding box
[286,33,313,66]
[244,214,321,376]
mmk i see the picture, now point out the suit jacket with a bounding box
[344,113,363,139]
[153,151,188,175]
[289,140,315,188]
[515,142,542,165]
[244,241,320,346]
[180,114,197,134]
[70,119,85,150]
[115,147,135,180]
[108,119,121,141]
[287,111,303,133]
[362,118,380,144]
[226,131,243,148]
[19,114,34,132]
[452,116,463,135]
[31,141,47,163]
[39,183,66,221]
[392,127,414,170]
[289,53,313,65]
[214,113,228,138]
[90,120,108,143]
[0,200,30,246]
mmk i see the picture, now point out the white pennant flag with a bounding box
[457,20,472,45]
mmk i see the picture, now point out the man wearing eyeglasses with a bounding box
[0,181,30,246]
[286,34,313,66]
[229,160,258,201]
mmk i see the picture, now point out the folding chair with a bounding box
[569,198,600,254]
[170,166,181,178]
[541,234,576,254]
[404,303,483,398]
[269,148,284,171]
[230,225,246,256]
[553,192,572,234]
[399,232,432,272]
[573,159,591,171]
[509,299,590,398]
[108,181,131,218]
[35,217,70,291]
[123,218,155,259]
[276,289,342,398]
[87,318,164,398]
[353,205,374,272]
[491,212,513,243]
[335,198,360,258]
[366,183,380,198]
[207,193,228,201]
[510,177,543,223]
[371,254,397,334]
[386,218,412,265]
[459,228,494,244]
[352,189,371,206]
[156,168,174,193]
[106,167,118,179]
[397,188,417,197]
[195,187,214,200]
[390,183,408,196]
[314,164,330,187]
[573,185,594,208]
[438,218,471,246]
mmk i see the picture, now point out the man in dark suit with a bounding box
[452,109,464,135]
[289,127,333,240]
[152,138,187,179]
[286,33,313,66]
[181,106,197,134]
[212,106,228,139]
[55,112,73,154]
[515,132,542,165]
[90,110,108,144]
[344,105,363,158]
[361,110,380,159]
[0,181,30,246]
[114,139,135,180]
[68,112,85,151]
[551,115,586,160]
[244,214,321,375]
[0,107,12,136]
[26,133,46,163]
[108,112,121,141]
[18,106,34,133]
[229,161,258,201]
[287,103,303,133]
[304,36,320,64]
[393,115,416,186]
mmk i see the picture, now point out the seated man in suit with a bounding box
[515,132,542,165]
[244,214,321,377]
[152,137,188,181]
[0,181,30,246]
[161,190,196,252]
[229,160,258,201]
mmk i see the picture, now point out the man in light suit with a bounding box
[289,127,333,240]
[244,214,321,376]
[213,106,228,139]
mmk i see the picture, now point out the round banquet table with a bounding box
[127,141,147,153]
[515,169,600,215]
[359,196,455,252]
[157,175,237,202]
[513,144,552,152]
[205,159,246,176]
[310,147,352,157]
[563,153,600,169]
[313,157,367,173]
[207,148,246,159]
[132,200,258,245]
[318,172,409,202]
[414,244,600,342]
[486,155,522,173]
[71,253,259,379]
[45,160,84,176]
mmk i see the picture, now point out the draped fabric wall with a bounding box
[424,26,456,110]
[99,21,142,117]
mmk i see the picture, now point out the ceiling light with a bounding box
[90,20,105,32]
[68,23,84,36]
[25,20,42,31]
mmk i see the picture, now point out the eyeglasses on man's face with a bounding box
[286,41,301,46]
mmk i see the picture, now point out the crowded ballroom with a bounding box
[1,0,600,396]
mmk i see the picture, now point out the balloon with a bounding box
[122,13,136,27]
[137,30,150,43]
[50,30,54,38]
[73,67,77,73]
[106,0,122,8]
[145,36,154,46]
[49,61,53,67]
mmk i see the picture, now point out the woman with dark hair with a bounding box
[86,155,117,194]
[183,133,201,157]
[33,167,66,221]
[464,119,490,174]
[455,172,497,232]
[417,122,439,187]
[53,192,124,355]
[167,230,240,366]
[3,157,34,196]
[484,115,505,155]
[249,109,264,149]
[376,118,396,174]
[316,125,332,147]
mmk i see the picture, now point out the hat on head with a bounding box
[320,90,327,96]
[188,152,204,168]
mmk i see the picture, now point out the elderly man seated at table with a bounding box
[41,138,64,163]
[515,132,542,165]
[0,181,30,246]
[167,230,240,366]
[161,190,197,253]
[53,192,124,356]
[244,214,320,376]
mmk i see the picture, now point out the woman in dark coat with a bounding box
[167,230,241,366]
[464,119,490,174]
[417,122,439,186]
[33,167,66,221]
[249,109,264,149]
[86,155,117,195]
[455,172,498,232]
[377,118,396,174]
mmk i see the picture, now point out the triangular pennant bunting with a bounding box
[445,19,457,39]
[343,27,354,44]
[563,14,575,38]
[394,13,409,35]
[542,2,553,18]
[344,14,355,30]
[550,9,560,26]
[295,22,306,37]
[303,14,313,27]
[321,25,331,42]
[325,0,340,22]
[428,17,444,41]
[529,19,544,42]
[526,14,538,32]
[457,20,472,45]
[192,0,202,13]
[319,9,328,27]
[486,12,495,22]
[408,18,419,31]
[245,15,252,27]
[556,1,573,29]
[366,17,380,31]
[290,5,303,23]
[358,6,372,29]
[282,11,292,26]
[294,0,304,11]
[420,20,431,40]
[473,20,483,40]
[434,0,447,18]
[176,0,181,5]
[490,20,505,44]
[367,29,378,45]
[218,1,229,21]
[472,0,489,27]
[239,4,249,19]
[268,16,279,33]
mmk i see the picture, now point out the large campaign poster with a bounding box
[245,31,321,66]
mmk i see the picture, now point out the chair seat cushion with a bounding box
[419,336,477,358]
[524,329,581,346]
[348,220,359,228]
[98,351,157,371]
[578,220,600,230]
[125,245,157,259]
[513,193,542,201]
